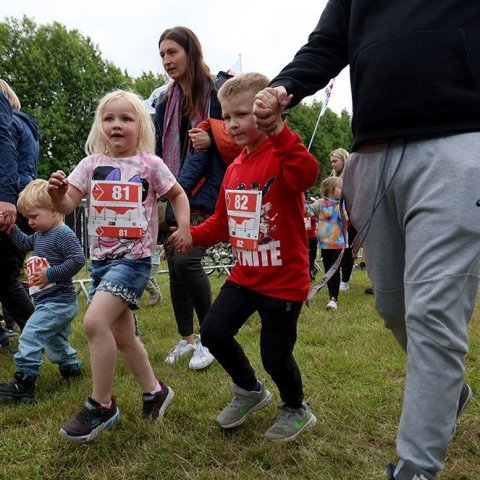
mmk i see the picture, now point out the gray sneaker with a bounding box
[216,381,272,429]
[265,403,317,442]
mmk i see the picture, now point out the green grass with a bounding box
[0,269,479,479]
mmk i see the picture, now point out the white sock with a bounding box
[149,381,162,395]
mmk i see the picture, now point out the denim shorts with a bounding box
[89,257,151,310]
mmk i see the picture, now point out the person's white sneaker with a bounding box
[339,281,349,291]
[189,336,215,370]
[164,340,195,364]
[325,298,338,311]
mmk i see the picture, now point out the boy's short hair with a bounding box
[17,179,54,215]
[217,72,270,102]
[320,176,342,198]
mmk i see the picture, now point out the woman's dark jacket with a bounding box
[154,90,225,214]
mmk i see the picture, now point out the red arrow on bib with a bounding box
[92,183,105,201]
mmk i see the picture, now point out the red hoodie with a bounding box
[191,125,319,301]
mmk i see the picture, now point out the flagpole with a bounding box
[307,106,324,152]
[307,78,335,151]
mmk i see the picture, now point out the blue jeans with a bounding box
[89,257,151,309]
[15,300,80,378]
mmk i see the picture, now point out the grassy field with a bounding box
[0,267,479,479]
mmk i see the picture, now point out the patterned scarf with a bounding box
[162,79,212,178]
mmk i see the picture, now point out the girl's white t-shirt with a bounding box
[68,151,176,260]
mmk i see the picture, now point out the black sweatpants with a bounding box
[200,281,304,409]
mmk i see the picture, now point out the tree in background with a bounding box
[132,71,167,101]
[0,16,349,184]
[0,16,165,177]
[287,101,353,195]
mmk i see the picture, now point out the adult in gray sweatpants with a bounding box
[252,1,480,478]
[343,135,480,476]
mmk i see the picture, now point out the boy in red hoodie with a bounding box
[170,73,318,442]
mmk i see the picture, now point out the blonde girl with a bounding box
[48,89,190,443]
[329,147,349,177]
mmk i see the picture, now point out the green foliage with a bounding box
[131,71,167,100]
[1,16,131,177]
[288,101,353,195]
[0,15,352,191]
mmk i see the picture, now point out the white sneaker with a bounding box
[189,336,215,370]
[325,298,338,311]
[164,340,195,364]
[340,281,349,291]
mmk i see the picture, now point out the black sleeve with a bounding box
[270,0,351,107]
[209,91,222,120]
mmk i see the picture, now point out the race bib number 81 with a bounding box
[88,180,145,238]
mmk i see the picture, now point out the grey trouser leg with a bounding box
[343,133,480,474]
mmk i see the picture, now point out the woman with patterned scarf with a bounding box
[154,26,223,371]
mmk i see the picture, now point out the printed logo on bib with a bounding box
[225,189,262,250]
[88,181,145,238]
[27,256,55,295]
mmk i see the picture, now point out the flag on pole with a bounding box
[307,78,336,151]
[319,78,335,117]
[227,54,242,75]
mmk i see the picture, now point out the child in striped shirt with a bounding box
[0,179,85,402]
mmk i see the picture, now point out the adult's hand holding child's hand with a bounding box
[0,201,17,233]
[254,86,292,134]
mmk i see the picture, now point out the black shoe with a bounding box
[386,461,435,479]
[141,384,174,420]
[60,396,120,443]
[0,371,36,402]
[365,287,374,295]
[457,383,473,418]
[5,327,18,337]
[59,362,83,381]
[0,333,10,348]
[453,383,473,435]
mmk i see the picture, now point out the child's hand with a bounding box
[168,226,193,254]
[32,268,49,288]
[254,87,292,135]
[48,170,69,200]
[189,128,211,151]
